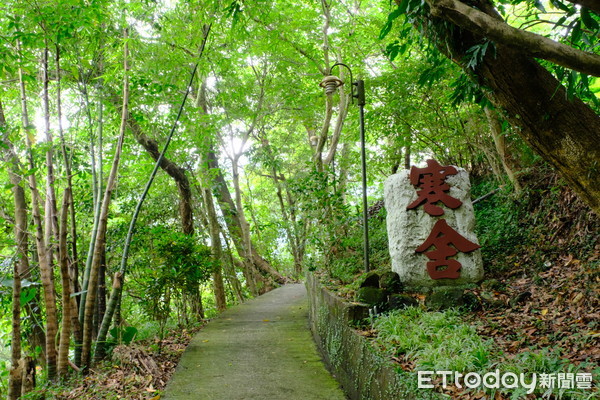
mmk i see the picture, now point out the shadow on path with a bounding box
[162,284,347,400]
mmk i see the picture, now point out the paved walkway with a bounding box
[162,284,346,400]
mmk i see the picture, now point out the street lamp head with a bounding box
[319,75,344,96]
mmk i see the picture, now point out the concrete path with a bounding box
[162,284,346,400]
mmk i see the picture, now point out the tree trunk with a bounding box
[484,107,522,192]
[81,29,129,370]
[42,44,60,252]
[20,357,36,395]
[207,149,286,285]
[95,249,107,339]
[56,43,80,319]
[1,100,26,400]
[258,137,304,275]
[17,39,59,381]
[57,189,72,378]
[411,0,600,213]
[202,186,228,311]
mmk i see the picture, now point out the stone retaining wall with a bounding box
[306,273,411,400]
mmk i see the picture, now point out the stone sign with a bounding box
[384,159,483,289]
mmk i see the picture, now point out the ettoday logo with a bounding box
[417,370,594,394]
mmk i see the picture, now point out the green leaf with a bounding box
[20,288,36,306]
[534,0,546,13]
[109,326,138,345]
[581,8,599,31]
[571,20,582,44]
[379,5,405,40]
[550,0,573,14]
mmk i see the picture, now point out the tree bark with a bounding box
[425,0,600,76]
[405,0,600,213]
[207,149,286,285]
[18,39,59,381]
[1,100,26,400]
[57,189,72,377]
[81,29,129,370]
[564,1,600,14]
[484,107,522,192]
[123,117,196,235]
[202,186,227,311]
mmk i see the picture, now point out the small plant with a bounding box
[373,307,494,373]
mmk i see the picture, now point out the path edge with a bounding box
[306,273,414,400]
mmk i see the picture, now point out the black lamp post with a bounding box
[320,63,370,272]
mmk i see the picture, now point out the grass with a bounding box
[372,307,598,399]
[373,307,493,373]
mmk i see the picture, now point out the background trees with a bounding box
[0,0,597,396]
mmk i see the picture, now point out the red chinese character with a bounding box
[407,159,462,216]
[416,219,480,279]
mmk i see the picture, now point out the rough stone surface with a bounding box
[482,279,504,292]
[379,271,403,293]
[355,287,387,305]
[359,271,381,288]
[425,288,482,311]
[387,294,418,310]
[306,274,412,400]
[384,168,483,289]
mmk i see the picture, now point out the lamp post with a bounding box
[319,63,370,272]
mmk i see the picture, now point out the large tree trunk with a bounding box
[412,0,600,213]
[194,80,284,287]
[124,120,195,235]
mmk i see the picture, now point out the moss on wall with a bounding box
[306,273,430,400]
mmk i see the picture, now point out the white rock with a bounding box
[384,168,483,289]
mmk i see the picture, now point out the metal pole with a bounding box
[356,79,369,272]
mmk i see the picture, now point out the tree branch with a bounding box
[426,0,600,76]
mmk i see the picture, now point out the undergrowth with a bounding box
[373,307,598,399]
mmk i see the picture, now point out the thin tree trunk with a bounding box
[95,26,211,359]
[95,250,107,339]
[202,187,227,311]
[79,94,103,325]
[258,138,303,274]
[484,107,522,193]
[57,189,72,377]
[1,100,26,400]
[56,43,80,321]
[207,150,286,285]
[18,39,59,381]
[42,43,59,251]
[81,28,129,370]
[404,140,411,170]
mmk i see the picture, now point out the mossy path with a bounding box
[162,284,346,400]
